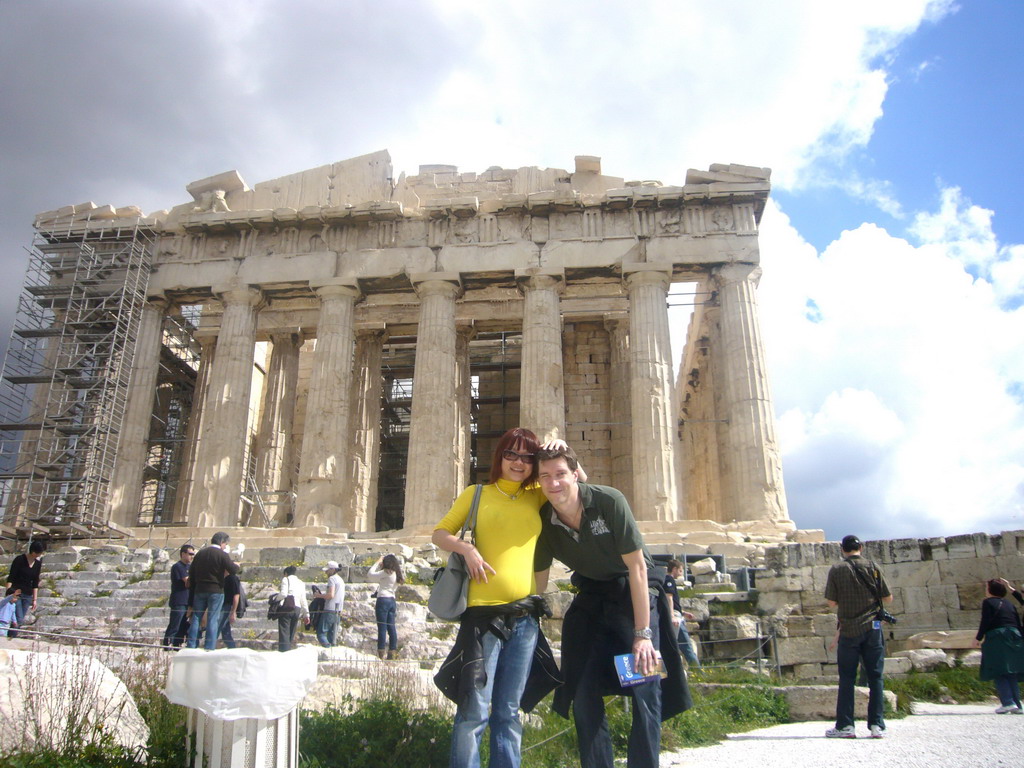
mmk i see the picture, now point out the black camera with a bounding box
[875,609,897,624]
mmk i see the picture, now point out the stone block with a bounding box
[790,663,822,679]
[800,590,832,614]
[259,547,303,566]
[901,586,931,614]
[947,609,981,630]
[708,615,760,641]
[775,635,828,666]
[689,557,718,576]
[884,560,940,589]
[994,554,1024,579]
[788,529,825,543]
[884,656,912,675]
[958,649,982,668]
[754,572,803,593]
[927,584,961,612]
[937,557,997,587]
[921,537,948,561]
[886,538,924,563]
[707,542,758,562]
[810,565,832,592]
[42,553,81,569]
[902,629,975,650]
[782,684,896,722]
[944,534,982,559]
[893,648,952,671]
[999,530,1024,554]
[684,532,734,546]
[303,544,355,567]
[757,591,800,615]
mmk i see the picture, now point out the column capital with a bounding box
[355,322,388,343]
[213,284,264,307]
[411,273,462,299]
[714,263,762,286]
[456,321,477,342]
[514,269,565,293]
[623,264,672,291]
[310,279,360,301]
[603,311,629,334]
[145,293,169,310]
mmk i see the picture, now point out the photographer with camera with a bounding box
[824,534,894,740]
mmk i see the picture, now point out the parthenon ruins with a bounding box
[0,151,790,539]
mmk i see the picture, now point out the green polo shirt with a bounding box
[534,482,654,580]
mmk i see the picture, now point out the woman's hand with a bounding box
[541,438,568,451]
[463,544,497,583]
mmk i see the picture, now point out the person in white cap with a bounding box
[318,560,345,647]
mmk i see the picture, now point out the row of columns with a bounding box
[108,262,784,530]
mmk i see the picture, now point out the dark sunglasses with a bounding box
[502,449,535,464]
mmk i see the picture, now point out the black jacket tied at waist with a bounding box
[433,595,563,712]
[553,572,692,721]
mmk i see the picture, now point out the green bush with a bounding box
[299,699,450,768]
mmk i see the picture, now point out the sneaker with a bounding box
[869,725,884,739]
[995,705,1017,714]
[1010,707,1023,715]
[825,726,857,739]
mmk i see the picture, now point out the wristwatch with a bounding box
[633,627,653,640]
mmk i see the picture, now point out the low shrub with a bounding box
[885,664,993,714]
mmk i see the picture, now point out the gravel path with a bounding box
[660,703,1024,767]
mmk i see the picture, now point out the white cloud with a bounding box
[759,197,1024,539]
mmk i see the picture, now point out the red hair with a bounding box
[488,427,541,486]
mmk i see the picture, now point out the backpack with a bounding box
[235,580,248,618]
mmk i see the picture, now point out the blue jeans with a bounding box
[994,675,1022,707]
[219,609,236,649]
[187,592,224,650]
[9,595,33,638]
[163,605,189,647]
[317,610,339,647]
[836,626,885,730]
[677,622,699,666]
[450,614,538,768]
[375,597,397,650]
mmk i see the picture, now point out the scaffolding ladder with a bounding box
[0,214,155,537]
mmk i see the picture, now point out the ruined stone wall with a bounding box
[756,531,1024,676]
[562,320,613,484]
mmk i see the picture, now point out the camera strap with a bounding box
[846,558,885,611]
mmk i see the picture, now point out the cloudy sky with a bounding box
[1,0,1021,542]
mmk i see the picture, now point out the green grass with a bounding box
[885,664,994,714]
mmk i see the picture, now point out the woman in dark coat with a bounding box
[974,579,1024,714]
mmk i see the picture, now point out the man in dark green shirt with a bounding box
[533,446,689,768]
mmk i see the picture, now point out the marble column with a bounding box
[713,263,789,522]
[296,282,359,528]
[454,323,475,491]
[175,338,214,525]
[517,272,565,442]
[107,298,166,528]
[254,332,301,525]
[604,314,634,504]
[403,276,460,531]
[625,266,677,522]
[346,327,386,533]
[191,286,262,528]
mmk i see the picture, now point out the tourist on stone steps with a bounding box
[186,532,239,651]
[432,428,577,768]
[163,543,195,649]
[824,534,892,739]
[4,540,44,639]
[316,561,345,648]
[974,579,1024,714]
[664,559,701,667]
[219,569,243,650]
[533,444,690,768]
[277,565,309,652]
[368,554,403,659]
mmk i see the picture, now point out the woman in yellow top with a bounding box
[433,427,582,768]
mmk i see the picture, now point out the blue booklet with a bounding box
[614,653,662,688]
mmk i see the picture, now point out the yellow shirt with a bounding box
[435,479,546,607]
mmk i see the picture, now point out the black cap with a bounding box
[841,535,862,553]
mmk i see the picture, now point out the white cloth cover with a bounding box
[164,646,319,720]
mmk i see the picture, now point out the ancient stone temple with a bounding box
[0,151,789,538]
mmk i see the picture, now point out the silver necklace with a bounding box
[494,483,522,501]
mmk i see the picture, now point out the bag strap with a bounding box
[458,484,484,545]
[846,558,884,610]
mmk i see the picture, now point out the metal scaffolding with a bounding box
[0,216,155,537]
